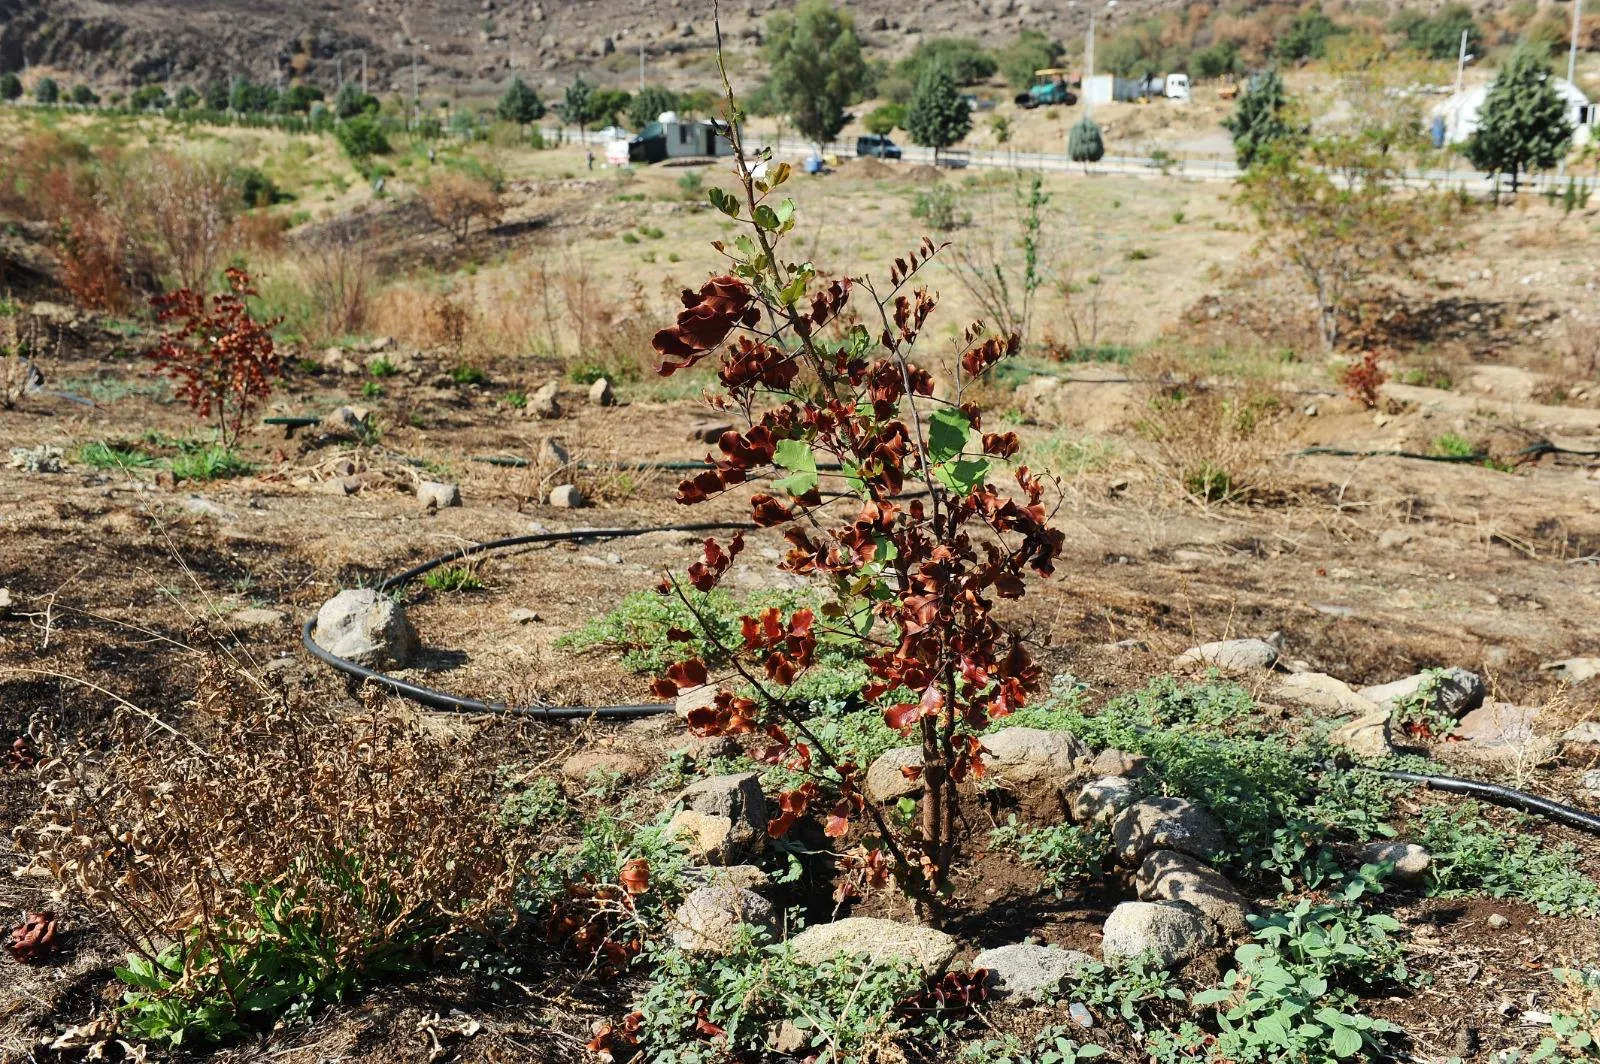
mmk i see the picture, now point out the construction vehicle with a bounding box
[1217,75,1241,101]
[1015,68,1079,109]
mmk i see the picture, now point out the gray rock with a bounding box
[1111,797,1226,864]
[1090,749,1148,778]
[1451,703,1555,766]
[1102,901,1212,969]
[983,727,1089,792]
[312,589,418,669]
[540,437,571,468]
[673,772,767,857]
[561,749,646,783]
[589,376,615,406]
[1328,710,1396,759]
[670,886,776,954]
[972,943,1093,1003]
[865,746,923,801]
[1377,528,1412,551]
[1070,776,1137,825]
[1173,638,1278,675]
[9,445,64,473]
[1271,673,1382,716]
[667,810,743,863]
[1541,658,1600,684]
[530,380,561,419]
[686,864,770,891]
[1360,668,1484,719]
[687,419,734,443]
[549,483,586,508]
[788,917,957,974]
[231,607,286,628]
[1135,850,1253,935]
[1581,769,1600,799]
[417,480,461,508]
[1356,841,1431,883]
[675,684,720,720]
[1563,721,1600,744]
[509,607,541,624]
[319,405,372,438]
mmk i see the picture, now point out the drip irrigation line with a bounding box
[1292,442,1600,464]
[1362,768,1600,836]
[300,521,755,719]
[471,455,848,471]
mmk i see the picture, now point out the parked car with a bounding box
[855,134,902,160]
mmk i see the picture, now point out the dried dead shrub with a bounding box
[140,151,236,293]
[18,665,521,1044]
[418,168,503,245]
[1135,362,1289,504]
[1,309,58,409]
[299,219,376,338]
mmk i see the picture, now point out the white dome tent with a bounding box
[1431,77,1596,147]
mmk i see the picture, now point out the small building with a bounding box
[1430,77,1596,146]
[623,113,736,164]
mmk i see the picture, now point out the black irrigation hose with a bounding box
[299,521,754,719]
[471,455,848,471]
[1364,768,1600,836]
[1293,442,1600,464]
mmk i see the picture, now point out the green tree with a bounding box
[1223,69,1295,169]
[0,73,21,102]
[203,79,229,111]
[334,114,391,160]
[556,75,591,127]
[997,29,1064,90]
[1277,6,1343,62]
[1193,41,1242,79]
[627,85,677,128]
[896,38,996,86]
[130,85,169,111]
[764,0,870,151]
[863,103,904,135]
[1393,3,1482,60]
[1068,115,1104,172]
[334,80,378,119]
[229,77,270,113]
[497,76,545,126]
[904,66,971,162]
[34,77,59,105]
[281,83,323,113]
[174,85,200,109]
[1464,46,1574,196]
[585,88,632,128]
[70,84,100,106]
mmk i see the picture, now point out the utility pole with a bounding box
[361,51,368,95]
[639,41,645,93]
[1569,0,1584,88]
[1085,15,1096,114]
[1455,28,1468,94]
[337,56,343,90]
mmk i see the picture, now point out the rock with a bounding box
[184,495,235,519]
[1135,850,1253,935]
[1580,769,1600,799]
[1377,528,1413,551]
[685,864,770,891]
[417,480,461,508]
[1070,776,1137,825]
[231,607,286,628]
[540,437,571,468]
[530,381,561,419]
[673,772,767,857]
[1359,668,1484,719]
[1356,842,1431,883]
[1451,703,1554,766]
[865,746,923,801]
[772,1021,808,1055]
[8,445,64,473]
[982,727,1089,792]
[788,917,957,974]
[509,607,541,624]
[972,943,1094,1003]
[561,749,646,783]
[1562,721,1600,745]
[1090,749,1148,778]
[687,419,734,443]
[588,377,615,406]
[667,810,742,864]
[675,684,720,720]
[312,589,418,669]
[596,35,616,56]
[1101,901,1212,969]
[318,347,360,374]
[1110,797,1226,864]
[670,886,776,954]
[0,588,11,609]
[1328,710,1397,759]
[549,483,586,508]
[320,405,372,438]
[1542,658,1600,684]
[1270,673,1382,716]
[1487,912,1510,929]
[1173,638,1278,676]
[1069,1001,1095,1028]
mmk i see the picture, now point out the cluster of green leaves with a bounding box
[423,565,484,593]
[1389,668,1458,738]
[523,809,694,931]
[1416,802,1600,915]
[988,815,1109,898]
[77,440,160,470]
[961,1027,1107,1064]
[1184,881,1410,1063]
[116,873,424,1045]
[169,443,254,482]
[626,930,930,1064]
[500,775,571,829]
[1069,955,1188,1034]
[1505,969,1600,1062]
[910,185,968,231]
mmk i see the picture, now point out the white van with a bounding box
[1165,73,1191,100]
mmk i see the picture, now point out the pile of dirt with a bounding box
[838,156,898,180]
[903,164,946,184]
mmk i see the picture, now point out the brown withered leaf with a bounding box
[5,911,60,961]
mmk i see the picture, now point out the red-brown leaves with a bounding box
[654,275,760,375]
[586,1013,643,1061]
[650,657,709,700]
[981,432,1020,459]
[5,737,37,772]
[687,533,743,592]
[960,332,1021,379]
[896,968,993,1022]
[5,911,59,962]
[618,858,651,896]
[768,782,818,838]
[740,607,816,685]
[147,268,283,448]
[684,691,759,737]
[749,493,797,527]
[719,338,798,394]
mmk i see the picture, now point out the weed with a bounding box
[1430,432,1477,458]
[911,185,969,231]
[368,357,397,378]
[76,441,158,470]
[503,390,527,409]
[361,380,383,399]
[638,224,665,239]
[1022,436,1116,478]
[1416,801,1600,914]
[1341,350,1386,409]
[1068,955,1188,1034]
[500,776,572,829]
[963,1028,1108,1064]
[450,364,488,385]
[169,444,254,482]
[423,565,484,592]
[988,816,1109,897]
[1126,247,1153,261]
[621,231,640,244]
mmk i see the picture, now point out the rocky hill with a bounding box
[0,0,1184,100]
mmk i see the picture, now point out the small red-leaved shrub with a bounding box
[1342,349,1387,409]
[148,268,283,447]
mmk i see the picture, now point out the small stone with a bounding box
[588,377,615,406]
[540,437,571,468]
[1377,528,1413,551]
[1271,673,1381,716]
[672,772,767,859]
[1487,913,1510,929]
[1580,768,1600,798]
[417,480,461,508]
[772,1021,808,1055]
[670,886,776,954]
[1069,1002,1095,1028]
[1101,901,1212,969]
[1328,710,1397,759]
[312,589,418,669]
[1360,668,1484,719]
[509,607,541,624]
[1135,850,1254,935]
[667,810,740,864]
[0,588,11,609]
[1111,797,1226,864]
[561,749,646,783]
[865,746,923,801]
[1451,703,1554,766]
[982,727,1090,794]
[1090,749,1148,778]
[686,864,770,891]
[675,684,719,720]
[788,917,957,974]
[320,405,372,438]
[972,943,1094,1003]
[1561,721,1600,744]
[231,607,286,628]
[1070,776,1137,825]
[549,484,586,508]
[530,381,561,419]
[687,419,734,443]
[1172,638,1278,676]
[1542,658,1600,684]
[1356,842,1431,883]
